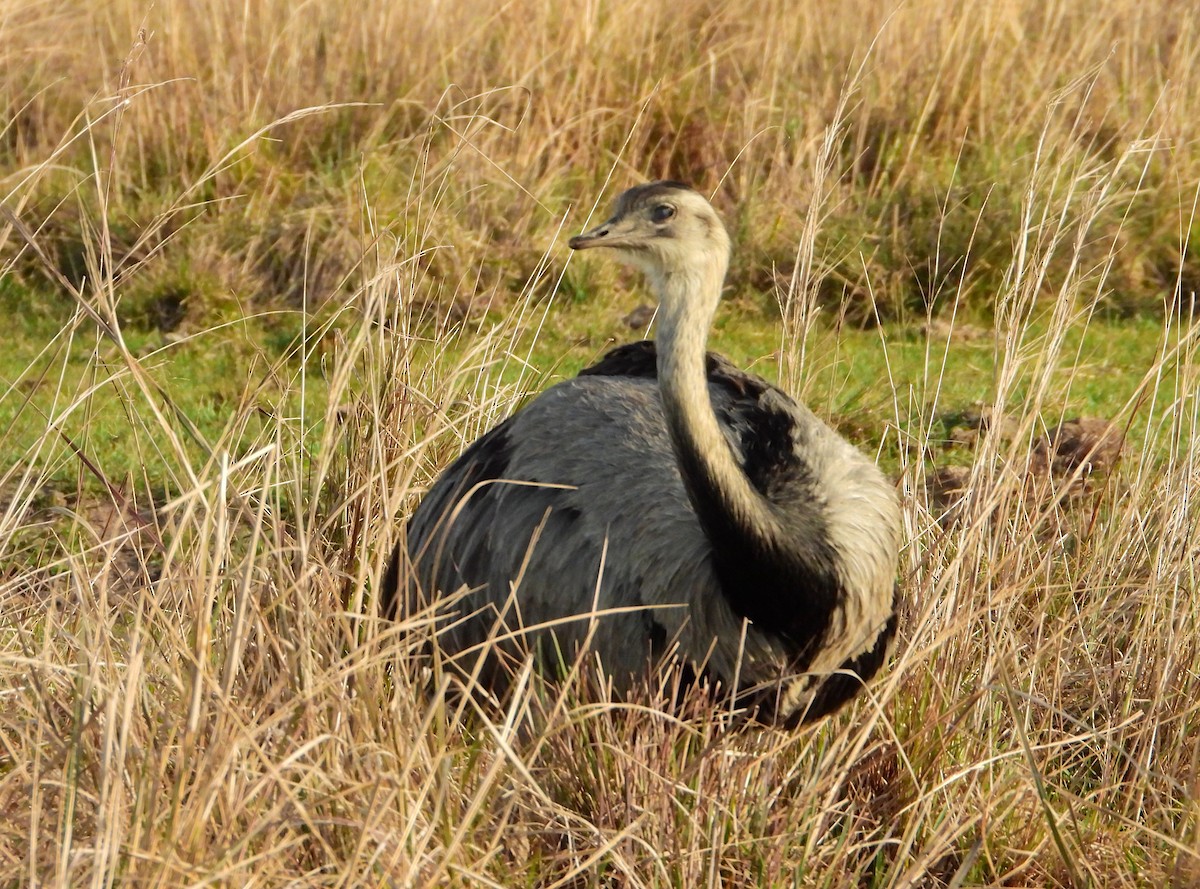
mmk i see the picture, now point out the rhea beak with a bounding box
[568,221,613,250]
[569,215,640,251]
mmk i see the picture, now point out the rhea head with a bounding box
[568,181,731,289]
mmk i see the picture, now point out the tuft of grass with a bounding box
[2,0,1200,885]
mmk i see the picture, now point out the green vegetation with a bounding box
[3,0,1200,884]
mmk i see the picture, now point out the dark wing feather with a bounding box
[577,341,659,378]
[384,417,517,620]
[580,340,771,401]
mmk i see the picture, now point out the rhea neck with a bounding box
[649,246,842,652]
[651,250,785,551]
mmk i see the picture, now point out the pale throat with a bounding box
[652,257,726,379]
[651,252,780,538]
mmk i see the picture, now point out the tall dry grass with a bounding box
[2,0,1200,884]
[5,0,1200,318]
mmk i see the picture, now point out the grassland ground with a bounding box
[3,0,1200,884]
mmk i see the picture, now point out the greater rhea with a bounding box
[388,181,902,724]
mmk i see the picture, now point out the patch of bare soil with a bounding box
[927,411,1125,518]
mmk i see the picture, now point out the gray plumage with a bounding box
[391,181,902,724]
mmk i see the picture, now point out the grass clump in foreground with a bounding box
[2,0,1200,884]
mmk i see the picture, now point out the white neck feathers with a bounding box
[653,261,782,543]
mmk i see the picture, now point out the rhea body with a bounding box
[397,181,901,724]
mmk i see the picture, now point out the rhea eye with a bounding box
[651,204,676,223]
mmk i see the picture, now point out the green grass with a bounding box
[0,271,1172,499]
